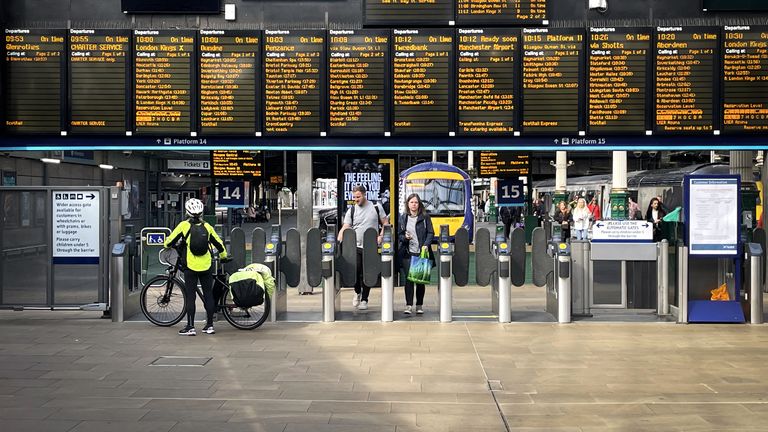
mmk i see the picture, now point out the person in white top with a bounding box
[571,197,591,240]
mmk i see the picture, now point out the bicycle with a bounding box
[140,248,270,330]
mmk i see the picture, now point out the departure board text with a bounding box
[69,29,129,134]
[328,29,389,136]
[364,0,453,26]
[722,25,768,133]
[211,150,263,178]
[393,29,454,135]
[199,30,259,135]
[654,27,718,134]
[588,27,651,134]
[456,0,547,25]
[263,30,324,136]
[479,151,530,178]
[4,29,65,133]
[521,28,583,134]
[134,30,194,135]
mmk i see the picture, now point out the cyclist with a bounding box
[164,198,228,336]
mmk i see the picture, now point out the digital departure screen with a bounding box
[328,29,389,136]
[263,30,325,136]
[133,30,194,135]
[69,29,129,134]
[392,28,454,136]
[521,28,584,134]
[478,151,530,178]
[588,27,651,134]
[654,26,718,134]
[199,30,260,135]
[364,0,453,26]
[211,150,262,178]
[4,29,65,134]
[456,0,548,25]
[457,28,518,136]
[722,25,768,133]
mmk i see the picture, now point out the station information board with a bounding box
[4,29,65,134]
[263,30,325,136]
[69,29,129,134]
[457,28,518,136]
[521,28,584,134]
[456,0,548,25]
[199,30,260,135]
[392,28,454,136]
[364,0,453,26]
[588,27,651,134]
[722,26,768,133]
[328,29,389,136]
[654,26,718,134]
[211,150,262,178]
[478,151,529,178]
[133,30,194,135]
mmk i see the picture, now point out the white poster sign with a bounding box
[53,191,100,261]
[687,177,739,255]
[591,220,653,242]
[167,159,210,171]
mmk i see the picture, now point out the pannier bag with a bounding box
[227,263,276,308]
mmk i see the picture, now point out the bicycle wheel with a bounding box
[140,275,186,326]
[221,289,271,330]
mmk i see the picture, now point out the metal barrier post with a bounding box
[493,226,512,323]
[437,225,453,323]
[678,246,689,323]
[321,225,339,323]
[380,226,394,323]
[557,245,571,323]
[658,240,669,316]
[749,243,764,324]
[110,243,126,322]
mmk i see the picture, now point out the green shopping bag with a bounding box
[407,247,432,285]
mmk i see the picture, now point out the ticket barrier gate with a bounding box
[435,226,470,323]
[380,226,395,322]
[747,243,764,324]
[110,231,142,322]
[545,241,572,323]
[474,225,526,323]
[306,225,357,322]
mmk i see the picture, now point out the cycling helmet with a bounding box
[185,198,204,218]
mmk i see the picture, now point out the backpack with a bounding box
[349,202,384,227]
[185,222,210,256]
[228,263,275,308]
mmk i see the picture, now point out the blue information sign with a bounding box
[216,181,246,208]
[496,178,525,207]
[145,233,166,245]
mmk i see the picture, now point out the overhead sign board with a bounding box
[167,159,210,171]
[496,178,526,207]
[216,181,247,208]
[591,220,653,242]
[52,191,100,264]
[685,175,739,256]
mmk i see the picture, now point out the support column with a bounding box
[432,151,437,162]
[610,151,629,219]
[448,151,453,166]
[467,151,474,171]
[553,151,568,205]
[297,151,314,293]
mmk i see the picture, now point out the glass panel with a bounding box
[592,260,623,305]
[53,265,99,305]
[668,247,678,307]
[404,179,465,217]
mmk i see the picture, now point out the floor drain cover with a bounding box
[488,380,503,391]
[149,356,212,367]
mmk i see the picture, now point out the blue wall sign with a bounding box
[497,178,525,207]
[216,181,246,208]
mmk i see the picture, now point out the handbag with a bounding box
[407,247,432,285]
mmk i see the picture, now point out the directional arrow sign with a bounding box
[591,220,653,242]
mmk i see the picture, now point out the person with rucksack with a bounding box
[165,198,228,336]
[338,185,389,310]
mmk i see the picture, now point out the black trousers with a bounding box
[354,248,371,302]
[401,255,425,306]
[183,268,215,327]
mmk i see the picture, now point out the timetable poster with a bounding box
[457,28,518,135]
[4,29,65,134]
[588,27,652,134]
[364,0,453,26]
[134,30,194,135]
[69,29,130,134]
[722,25,768,133]
[654,26,718,134]
[263,29,325,136]
[521,28,584,134]
[392,28,454,136]
[199,30,260,135]
[328,29,389,136]
[456,0,548,25]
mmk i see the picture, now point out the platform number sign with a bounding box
[497,178,525,207]
[216,181,246,208]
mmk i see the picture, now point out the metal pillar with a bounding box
[497,255,511,323]
[381,254,394,322]
[658,240,669,316]
[678,246,689,323]
[468,151,474,171]
[554,151,568,204]
[439,253,452,323]
[297,152,313,293]
[448,151,453,166]
[610,151,629,219]
[557,254,571,323]
[751,253,763,324]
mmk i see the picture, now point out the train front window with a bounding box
[404,179,465,216]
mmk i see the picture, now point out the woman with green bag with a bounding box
[397,193,434,315]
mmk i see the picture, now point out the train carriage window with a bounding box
[403,179,466,216]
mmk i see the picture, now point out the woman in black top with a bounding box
[397,193,434,315]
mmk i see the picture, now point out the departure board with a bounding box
[722,26,768,133]
[211,150,262,178]
[392,29,454,136]
[457,28,518,135]
[69,29,129,134]
[521,28,584,134]
[456,0,548,25]
[588,27,651,134]
[199,30,260,135]
[654,27,718,134]
[134,30,194,135]
[478,151,530,178]
[328,29,389,136]
[263,30,325,136]
[4,29,65,134]
[364,0,453,26]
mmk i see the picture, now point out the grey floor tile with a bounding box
[68,420,176,432]
[0,419,79,432]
